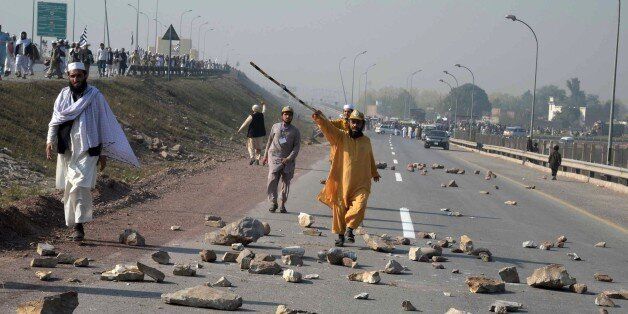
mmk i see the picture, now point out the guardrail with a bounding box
[450,137,628,191]
[124,65,230,77]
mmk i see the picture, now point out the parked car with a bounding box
[503,126,526,138]
[559,136,575,144]
[424,130,449,150]
[375,124,396,134]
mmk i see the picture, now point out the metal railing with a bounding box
[124,65,230,77]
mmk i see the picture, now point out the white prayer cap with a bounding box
[343,104,355,110]
[252,104,261,113]
[67,62,86,72]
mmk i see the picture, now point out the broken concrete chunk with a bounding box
[205,217,265,246]
[137,262,165,283]
[35,271,52,281]
[282,269,302,283]
[281,246,305,257]
[173,264,196,277]
[213,276,232,287]
[526,264,576,289]
[594,273,613,282]
[30,258,58,268]
[595,293,615,307]
[466,276,506,293]
[101,264,145,281]
[199,250,216,263]
[73,258,89,267]
[460,235,474,252]
[383,259,404,274]
[347,271,380,284]
[489,300,523,312]
[298,212,315,228]
[222,251,239,263]
[281,254,303,267]
[498,266,520,283]
[569,283,588,294]
[248,260,282,275]
[17,291,79,314]
[151,251,171,265]
[119,229,146,246]
[161,285,243,310]
[36,243,56,256]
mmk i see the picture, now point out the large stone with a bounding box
[137,262,165,283]
[261,222,271,235]
[254,253,276,262]
[498,266,520,283]
[466,276,506,293]
[281,254,303,267]
[298,213,315,227]
[73,258,89,267]
[36,243,56,256]
[238,257,252,270]
[200,250,217,263]
[522,241,537,248]
[347,271,381,284]
[101,264,145,281]
[409,246,442,261]
[56,253,76,264]
[173,264,196,276]
[526,264,576,289]
[569,283,588,294]
[361,232,395,253]
[118,229,146,246]
[594,293,615,307]
[35,271,52,281]
[281,246,305,257]
[248,261,282,275]
[603,290,628,299]
[205,217,265,246]
[383,259,404,274]
[213,276,232,287]
[394,236,411,245]
[594,273,613,282]
[342,257,357,268]
[30,258,58,268]
[401,300,416,311]
[222,251,239,263]
[236,249,255,264]
[17,291,79,314]
[282,269,302,283]
[460,235,474,252]
[326,248,344,265]
[151,251,171,265]
[161,285,243,310]
[489,300,523,312]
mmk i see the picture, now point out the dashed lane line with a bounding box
[399,207,416,238]
[392,152,396,155]
[393,159,398,164]
[395,172,403,182]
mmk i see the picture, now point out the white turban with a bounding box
[67,62,86,72]
[252,104,261,113]
[343,104,355,110]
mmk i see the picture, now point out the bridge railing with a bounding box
[124,65,230,77]
[454,132,627,169]
[449,137,628,189]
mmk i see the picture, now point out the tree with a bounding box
[437,83,491,119]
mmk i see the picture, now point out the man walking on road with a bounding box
[313,109,380,247]
[96,43,107,77]
[14,32,32,79]
[0,25,10,81]
[234,102,267,165]
[548,145,562,180]
[263,106,301,213]
[46,62,139,241]
[45,42,63,79]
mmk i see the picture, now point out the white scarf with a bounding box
[49,85,140,167]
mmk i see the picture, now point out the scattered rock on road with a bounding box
[30,257,58,268]
[445,308,472,314]
[137,262,165,283]
[283,269,303,283]
[504,200,517,206]
[594,241,606,248]
[376,162,387,169]
[342,257,358,268]
[489,300,523,313]
[432,163,444,169]
[460,235,474,252]
[73,258,89,267]
[254,253,276,262]
[394,236,411,245]
[170,225,181,231]
[204,215,226,228]
[569,283,588,294]
[119,229,146,246]
[594,293,615,307]
[205,217,265,246]
[282,254,303,267]
[17,291,78,314]
[447,180,458,187]
[348,271,381,284]
[276,304,315,314]
[326,248,344,265]
[594,273,613,282]
[298,212,315,228]
[526,264,576,289]
[567,252,582,261]
[466,276,506,293]
[173,264,196,277]
[304,274,320,280]
[213,276,232,287]
[361,232,395,253]
[354,292,369,300]
[522,241,537,248]
[401,300,417,311]
[56,253,76,264]
[383,259,404,274]
[152,251,171,265]
[498,266,520,283]
[302,228,322,236]
[199,250,217,263]
[231,243,245,251]
[479,190,490,194]
[282,246,305,257]
[432,262,445,269]
[36,243,56,256]
[101,264,144,281]
[35,271,52,281]
[161,285,243,310]
[248,260,282,275]
[261,222,271,235]
[222,252,239,263]
[474,170,481,175]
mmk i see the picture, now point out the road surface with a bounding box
[2,131,626,313]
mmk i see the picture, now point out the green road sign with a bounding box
[37,2,67,39]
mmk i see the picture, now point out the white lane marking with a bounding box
[399,207,416,238]
[393,159,398,164]
[392,152,396,155]
[395,172,402,182]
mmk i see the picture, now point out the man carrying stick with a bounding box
[312,109,380,247]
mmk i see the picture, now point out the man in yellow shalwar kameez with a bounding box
[327,104,353,163]
[312,109,380,247]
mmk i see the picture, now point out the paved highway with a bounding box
[3,131,626,313]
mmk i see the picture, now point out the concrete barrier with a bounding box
[450,138,628,194]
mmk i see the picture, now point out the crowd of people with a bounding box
[0,28,41,80]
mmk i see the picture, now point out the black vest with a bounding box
[247,112,266,138]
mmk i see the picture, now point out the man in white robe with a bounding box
[46,62,139,241]
[14,32,31,79]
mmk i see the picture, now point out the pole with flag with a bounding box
[78,27,88,46]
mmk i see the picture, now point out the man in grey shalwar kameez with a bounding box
[262,106,301,213]
[46,62,139,241]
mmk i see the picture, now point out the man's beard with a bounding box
[349,126,364,139]
[69,80,87,95]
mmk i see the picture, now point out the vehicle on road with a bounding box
[503,126,526,138]
[560,136,575,144]
[424,130,449,150]
[375,124,396,134]
[421,124,436,140]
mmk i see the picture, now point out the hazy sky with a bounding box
[2,0,626,103]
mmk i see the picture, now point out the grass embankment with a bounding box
[0,72,311,205]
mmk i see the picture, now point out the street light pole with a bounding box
[139,11,150,51]
[439,79,454,121]
[179,9,192,38]
[506,14,539,140]
[190,15,201,49]
[135,0,139,51]
[202,28,214,60]
[444,71,459,131]
[607,0,621,165]
[455,64,475,137]
[407,69,422,119]
[197,22,208,56]
[364,63,376,113]
[339,57,348,105]
[351,50,367,105]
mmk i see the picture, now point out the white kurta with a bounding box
[53,120,99,227]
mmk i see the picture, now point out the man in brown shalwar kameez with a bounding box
[262,106,301,213]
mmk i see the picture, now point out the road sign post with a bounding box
[162,25,180,81]
[37,2,67,39]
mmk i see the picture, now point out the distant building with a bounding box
[548,97,586,123]
[491,108,501,124]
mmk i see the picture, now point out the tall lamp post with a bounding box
[443,71,459,134]
[506,14,539,140]
[439,79,454,121]
[197,22,209,55]
[189,15,201,49]
[406,69,422,119]
[179,9,192,37]
[139,11,150,51]
[127,2,140,51]
[363,63,376,112]
[351,50,367,105]
[202,28,214,60]
[455,63,475,137]
[338,57,348,105]
[607,0,621,165]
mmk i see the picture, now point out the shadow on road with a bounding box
[2,282,162,299]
